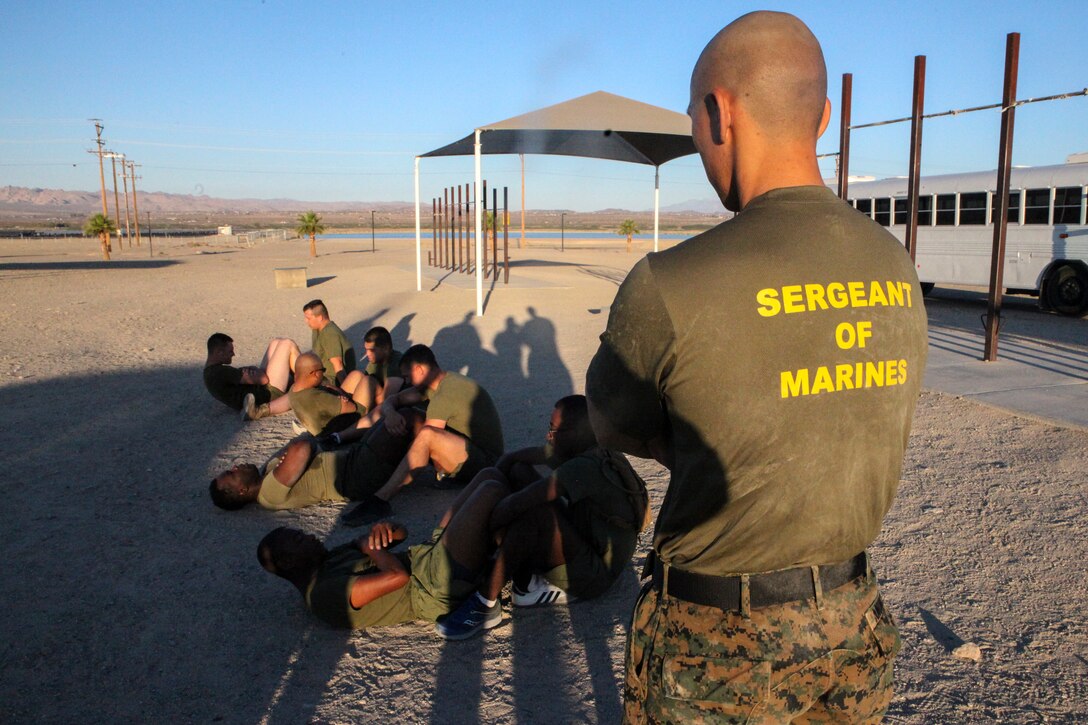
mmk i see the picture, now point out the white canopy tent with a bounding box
[412,91,697,315]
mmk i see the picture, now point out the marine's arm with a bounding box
[380,386,426,436]
[348,522,410,609]
[586,258,675,464]
[495,446,547,481]
[488,473,560,531]
[238,366,269,386]
[270,436,319,487]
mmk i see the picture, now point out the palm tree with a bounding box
[83,213,116,261]
[296,211,324,258]
[617,219,640,253]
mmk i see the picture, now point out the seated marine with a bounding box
[339,326,405,429]
[436,394,650,639]
[257,474,512,629]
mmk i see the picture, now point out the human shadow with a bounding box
[0,364,350,723]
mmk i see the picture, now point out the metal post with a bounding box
[121,160,132,246]
[431,198,437,268]
[837,73,853,200]
[905,56,926,262]
[520,153,526,249]
[457,184,464,273]
[129,161,141,247]
[482,180,489,279]
[109,153,122,249]
[370,210,375,253]
[492,187,498,280]
[561,212,565,252]
[414,156,421,289]
[984,33,1020,362]
[503,186,509,283]
[474,129,483,316]
[146,211,153,258]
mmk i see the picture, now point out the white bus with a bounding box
[845,160,1088,316]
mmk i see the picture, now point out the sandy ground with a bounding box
[1,232,1086,723]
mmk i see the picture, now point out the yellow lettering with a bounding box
[903,283,913,308]
[835,322,856,349]
[887,281,904,307]
[864,361,885,387]
[782,285,805,314]
[886,359,899,384]
[781,369,809,398]
[848,281,867,307]
[811,366,835,394]
[857,321,873,348]
[827,282,848,309]
[899,359,908,384]
[804,284,829,311]
[756,288,781,317]
[835,364,855,390]
[868,281,888,307]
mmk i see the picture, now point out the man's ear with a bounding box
[704,90,731,146]
[817,97,832,138]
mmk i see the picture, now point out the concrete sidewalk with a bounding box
[922,289,1088,430]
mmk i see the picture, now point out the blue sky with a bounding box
[2,1,1085,211]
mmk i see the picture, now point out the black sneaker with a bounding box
[341,496,392,527]
[435,593,502,640]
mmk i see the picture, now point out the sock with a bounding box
[475,592,497,608]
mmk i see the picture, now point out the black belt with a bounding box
[650,552,868,612]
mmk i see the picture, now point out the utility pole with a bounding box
[129,162,142,246]
[88,120,108,217]
[106,152,123,249]
[121,160,133,246]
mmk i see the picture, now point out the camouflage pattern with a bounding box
[623,573,900,724]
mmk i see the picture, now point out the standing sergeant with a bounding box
[586,12,928,723]
[303,299,355,387]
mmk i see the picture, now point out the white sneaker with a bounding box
[240,393,256,422]
[511,574,572,607]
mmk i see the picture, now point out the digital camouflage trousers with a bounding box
[623,573,900,724]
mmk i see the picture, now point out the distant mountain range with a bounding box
[0,185,725,216]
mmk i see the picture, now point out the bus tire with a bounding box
[1044,263,1088,316]
[920,282,935,296]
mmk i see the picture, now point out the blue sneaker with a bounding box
[435,593,502,640]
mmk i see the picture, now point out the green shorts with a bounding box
[443,439,498,486]
[542,531,612,601]
[408,527,480,621]
[266,384,286,400]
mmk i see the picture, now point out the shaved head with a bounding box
[295,352,323,377]
[692,11,827,140]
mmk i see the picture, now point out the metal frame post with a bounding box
[837,73,853,200]
[984,33,1020,362]
[905,56,926,262]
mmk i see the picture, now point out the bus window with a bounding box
[1053,187,1083,224]
[936,194,956,225]
[917,195,932,226]
[959,192,987,225]
[855,198,872,217]
[1024,188,1050,224]
[893,198,908,225]
[874,198,891,226]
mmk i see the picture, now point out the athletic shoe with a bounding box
[240,393,256,422]
[435,593,502,640]
[511,573,572,607]
[340,496,392,528]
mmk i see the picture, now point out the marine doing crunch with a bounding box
[756,280,913,317]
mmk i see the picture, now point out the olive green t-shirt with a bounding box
[555,449,642,583]
[203,363,275,410]
[587,186,929,575]
[365,349,403,387]
[305,544,415,629]
[258,450,347,510]
[289,386,360,436]
[312,321,356,385]
[422,371,504,458]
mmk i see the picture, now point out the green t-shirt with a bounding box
[257,450,347,510]
[305,544,415,629]
[203,363,273,410]
[422,371,504,458]
[586,185,929,576]
[289,386,360,436]
[312,321,356,385]
[365,349,403,387]
[554,449,642,582]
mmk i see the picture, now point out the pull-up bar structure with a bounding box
[835,32,1085,362]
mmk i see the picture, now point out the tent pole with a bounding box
[414,156,422,292]
[475,130,484,316]
[653,166,660,253]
